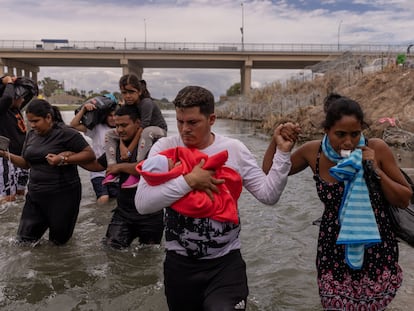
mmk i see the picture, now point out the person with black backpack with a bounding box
[0,75,38,204]
[70,94,119,204]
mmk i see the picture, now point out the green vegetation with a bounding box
[55,105,80,111]
[38,76,120,102]
[39,77,62,97]
[38,76,231,111]
[226,82,241,96]
[37,76,178,110]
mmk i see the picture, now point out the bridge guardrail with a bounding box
[0,40,409,54]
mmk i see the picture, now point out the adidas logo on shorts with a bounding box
[234,299,246,310]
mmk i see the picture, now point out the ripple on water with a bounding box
[0,113,412,310]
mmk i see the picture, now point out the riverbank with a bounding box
[216,53,414,151]
[45,59,414,151]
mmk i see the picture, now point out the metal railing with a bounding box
[0,40,409,54]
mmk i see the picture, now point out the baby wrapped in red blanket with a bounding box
[136,147,242,224]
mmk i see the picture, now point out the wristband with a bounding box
[58,155,65,166]
[58,156,69,166]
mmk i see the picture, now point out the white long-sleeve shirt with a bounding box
[135,133,291,259]
[85,123,110,180]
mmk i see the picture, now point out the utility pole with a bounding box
[337,20,343,51]
[240,2,244,51]
[144,18,147,50]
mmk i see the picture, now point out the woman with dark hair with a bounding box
[0,99,95,245]
[263,93,412,310]
[104,74,167,188]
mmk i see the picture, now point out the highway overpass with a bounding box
[0,40,407,95]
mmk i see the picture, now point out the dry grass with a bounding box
[216,53,414,146]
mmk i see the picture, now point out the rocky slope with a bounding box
[217,63,414,150]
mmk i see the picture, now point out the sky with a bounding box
[2,0,414,100]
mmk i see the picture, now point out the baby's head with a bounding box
[143,154,172,172]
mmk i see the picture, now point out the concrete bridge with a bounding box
[0,40,407,95]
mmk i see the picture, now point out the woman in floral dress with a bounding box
[263,93,412,310]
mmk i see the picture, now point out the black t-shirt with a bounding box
[23,122,90,193]
[139,98,168,131]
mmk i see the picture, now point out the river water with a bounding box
[0,110,413,311]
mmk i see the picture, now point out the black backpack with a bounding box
[388,169,414,246]
[75,95,117,130]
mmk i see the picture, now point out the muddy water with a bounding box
[0,110,412,310]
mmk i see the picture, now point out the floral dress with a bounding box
[314,146,403,310]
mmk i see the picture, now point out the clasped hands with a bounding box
[45,151,74,166]
[276,122,301,151]
[45,153,66,166]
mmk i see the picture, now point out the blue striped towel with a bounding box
[322,135,381,269]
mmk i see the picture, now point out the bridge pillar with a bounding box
[120,59,143,78]
[241,59,252,96]
[0,58,39,82]
[31,71,38,82]
[0,58,8,76]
